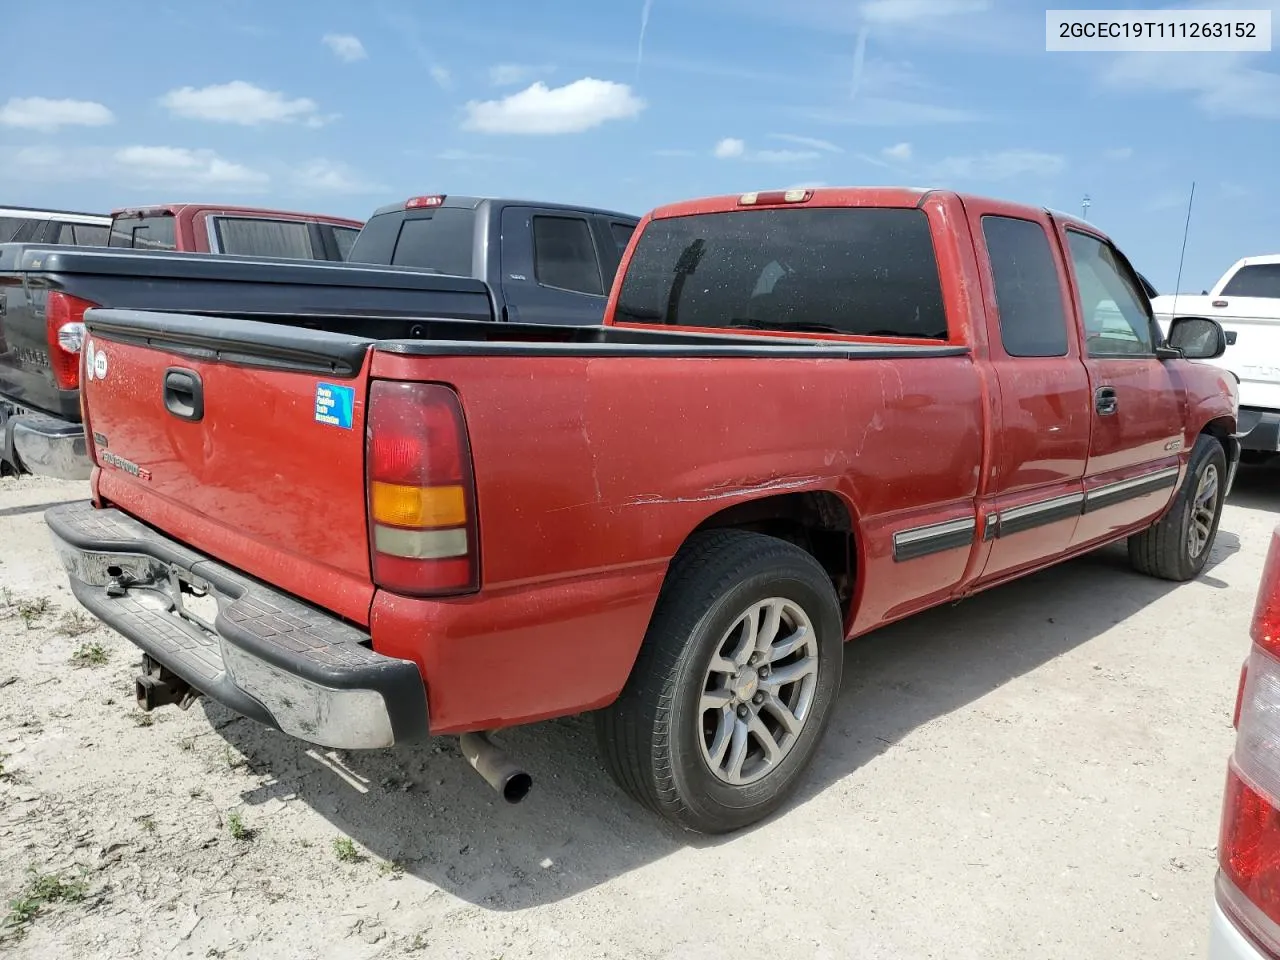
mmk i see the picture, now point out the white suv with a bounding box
[0,205,111,246]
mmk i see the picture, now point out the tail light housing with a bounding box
[45,292,95,391]
[366,380,478,596]
[1218,526,1280,955]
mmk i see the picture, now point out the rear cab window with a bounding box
[1221,264,1280,299]
[614,206,948,338]
[332,226,359,260]
[347,208,476,276]
[213,217,314,259]
[109,213,177,250]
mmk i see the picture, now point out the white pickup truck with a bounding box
[1151,255,1280,463]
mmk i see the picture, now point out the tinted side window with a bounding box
[73,224,109,246]
[11,219,45,243]
[610,221,636,256]
[55,222,78,245]
[1221,264,1280,299]
[1066,231,1154,357]
[109,215,177,250]
[215,218,314,258]
[981,215,1068,357]
[0,217,26,241]
[533,216,604,296]
[333,226,359,261]
[614,207,948,338]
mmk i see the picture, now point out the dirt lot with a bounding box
[0,468,1274,959]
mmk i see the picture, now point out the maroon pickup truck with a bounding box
[47,186,1239,833]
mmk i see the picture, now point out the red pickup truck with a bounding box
[107,203,363,260]
[47,187,1240,834]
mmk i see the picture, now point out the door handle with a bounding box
[163,368,204,422]
[1095,386,1118,416]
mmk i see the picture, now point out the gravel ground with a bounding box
[0,467,1274,959]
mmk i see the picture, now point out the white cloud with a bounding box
[160,81,329,127]
[114,146,269,186]
[463,78,645,135]
[1103,50,1280,119]
[294,159,382,194]
[431,65,453,89]
[929,149,1066,181]
[489,63,553,86]
[859,0,990,24]
[883,141,913,161]
[1104,146,1134,161]
[770,133,842,153]
[714,137,746,159]
[0,97,114,132]
[322,33,367,63]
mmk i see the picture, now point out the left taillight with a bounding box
[1218,526,1280,956]
[366,380,479,597]
[45,292,95,391]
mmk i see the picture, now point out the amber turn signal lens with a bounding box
[370,482,467,529]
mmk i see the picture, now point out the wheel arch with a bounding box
[686,490,860,629]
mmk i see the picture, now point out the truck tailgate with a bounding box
[81,309,376,625]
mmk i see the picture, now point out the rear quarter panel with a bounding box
[369,349,983,729]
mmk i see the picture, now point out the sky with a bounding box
[1,0,1278,293]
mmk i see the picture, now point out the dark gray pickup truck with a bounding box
[0,194,638,479]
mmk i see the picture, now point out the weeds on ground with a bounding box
[333,837,363,863]
[178,737,196,752]
[15,597,50,630]
[70,641,108,667]
[225,811,253,842]
[135,814,157,834]
[3,869,88,939]
[222,746,245,771]
[133,713,154,728]
[378,858,404,878]
[55,611,97,638]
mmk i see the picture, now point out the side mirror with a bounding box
[1164,316,1227,360]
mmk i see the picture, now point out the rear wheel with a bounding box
[1128,434,1226,581]
[595,530,844,834]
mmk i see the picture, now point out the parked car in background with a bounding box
[107,204,364,261]
[1151,256,1280,464]
[46,186,1237,834]
[346,194,639,324]
[1210,525,1280,959]
[0,205,111,246]
[0,192,638,480]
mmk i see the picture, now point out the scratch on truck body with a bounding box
[624,474,825,507]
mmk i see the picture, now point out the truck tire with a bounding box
[1127,434,1227,582]
[596,529,844,834]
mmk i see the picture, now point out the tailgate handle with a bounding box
[163,368,204,422]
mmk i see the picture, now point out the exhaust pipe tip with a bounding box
[459,731,532,804]
[501,770,533,805]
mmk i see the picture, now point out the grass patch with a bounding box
[378,858,404,878]
[333,837,363,863]
[3,869,88,938]
[178,737,197,752]
[225,811,253,842]
[55,611,97,638]
[133,713,155,728]
[70,641,108,668]
[16,597,50,630]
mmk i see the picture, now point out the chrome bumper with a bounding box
[45,501,430,750]
[1,402,91,481]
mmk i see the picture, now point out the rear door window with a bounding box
[533,215,604,296]
[981,215,1069,357]
[109,214,177,250]
[614,207,948,338]
[1221,264,1280,299]
[214,217,315,258]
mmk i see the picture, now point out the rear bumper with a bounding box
[1210,899,1270,960]
[45,501,430,750]
[0,399,90,481]
[1238,408,1280,454]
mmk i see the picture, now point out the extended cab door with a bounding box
[965,205,1092,585]
[1059,226,1186,546]
[499,207,610,325]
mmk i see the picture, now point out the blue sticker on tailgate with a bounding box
[315,382,355,429]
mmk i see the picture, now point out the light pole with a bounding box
[1081,194,1092,220]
